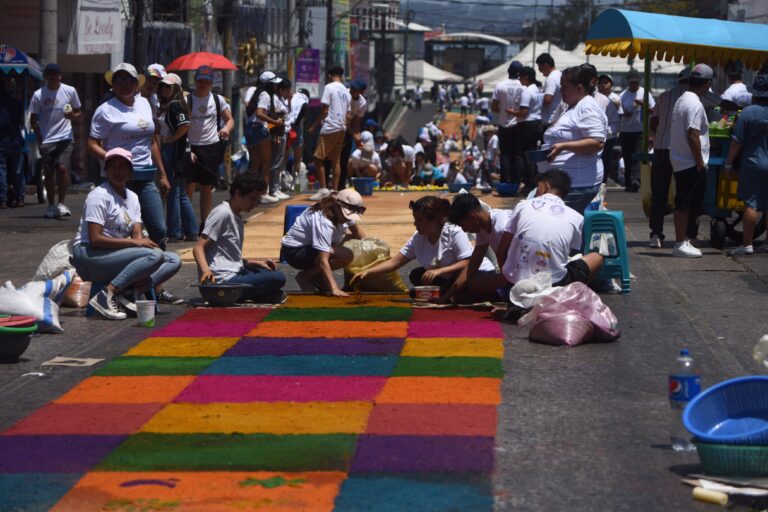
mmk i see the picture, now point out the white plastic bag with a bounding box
[509,271,556,309]
[0,271,74,332]
[34,240,74,281]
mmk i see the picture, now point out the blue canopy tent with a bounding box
[585,9,768,160]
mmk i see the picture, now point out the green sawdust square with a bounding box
[96,433,357,471]
[94,357,216,376]
[392,357,504,378]
[265,307,412,322]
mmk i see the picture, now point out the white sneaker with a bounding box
[728,245,754,256]
[275,190,291,200]
[89,289,127,320]
[44,205,60,218]
[57,203,71,217]
[259,194,279,204]
[309,188,331,201]
[673,240,702,258]
[649,234,663,248]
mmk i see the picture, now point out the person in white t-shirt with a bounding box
[596,74,622,184]
[336,78,368,193]
[72,148,181,320]
[669,64,713,258]
[286,88,310,183]
[267,78,292,200]
[186,65,235,226]
[619,68,656,191]
[348,131,381,178]
[281,188,366,296]
[30,63,82,219]
[384,140,416,186]
[720,61,750,112]
[536,53,562,129]
[309,66,350,200]
[139,63,166,122]
[194,173,286,303]
[519,66,543,190]
[483,125,500,185]
[459,95,469,117]
[244,71,284,204]
[540,65,608,213]
[492,60,531,186]
[88,62,171,250]
[414,84,423,111]
[351,196,495,296]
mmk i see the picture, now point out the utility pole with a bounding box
[134,0,145,70]
[222,0,234,97]
[532,0,537,67]
[403,6,410,96]
[298,0,308,47]
[286,0,295,79]
[378,8,387,124]
[325,0,334,72]
[39,0,57,66]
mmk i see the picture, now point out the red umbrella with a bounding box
[166,52,238,71]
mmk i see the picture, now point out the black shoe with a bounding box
[157,289,185,305]
[115,290,138,316]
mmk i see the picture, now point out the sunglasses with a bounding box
[112,75,137,84]
[338,200,366,215]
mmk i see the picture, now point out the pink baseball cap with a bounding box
[104,147,133,168]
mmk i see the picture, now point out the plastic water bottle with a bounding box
[298,164,308,192]
[669,348,701,451]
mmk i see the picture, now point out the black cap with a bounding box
[44,63,61,75]
[507,60,524,76]
[626,69,641,82]
[521,66,536,79]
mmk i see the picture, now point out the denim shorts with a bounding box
[281,245,320,270]
[245,123,270,146]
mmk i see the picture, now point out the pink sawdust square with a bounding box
[407,321,503,338]
[3,403,165,436]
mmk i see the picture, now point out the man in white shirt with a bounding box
[720,61,750,112]
[536,53,562,130]
[187,65,235,227]
[336,78,368,193]
[30,63,82,219]
[596,74,622,184]
[286,88,310,183]
[669,63,713,258]
[414,84,423,111]
[309,66,350,199]
[648,68,689,248]
[619,68,655,192]
[519,66,543,191]
[492,60,530,186]
[459,95,469,117]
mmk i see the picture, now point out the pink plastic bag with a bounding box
[519,282,620,346]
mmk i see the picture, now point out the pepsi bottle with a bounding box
[669,348,700,451]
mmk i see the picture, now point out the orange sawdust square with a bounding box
[51,471,345,512]
[376,377,502,405]
[54,376,196,404]
[283,295,409,309]
[247,321,408,338]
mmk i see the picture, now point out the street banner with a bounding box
[295,48,321,98]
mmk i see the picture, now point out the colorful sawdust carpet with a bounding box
[0,295,504,511]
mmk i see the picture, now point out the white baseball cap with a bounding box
[336,188,365,222]
[105,63,146,87]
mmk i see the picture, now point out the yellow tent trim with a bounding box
[585,38,768,69]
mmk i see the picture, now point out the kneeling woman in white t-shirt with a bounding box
[193,173,286,302]
[72,148,181,320]
[351,196,495,297]
[281,189,367,297]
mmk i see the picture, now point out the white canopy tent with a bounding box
[406,60,463,88]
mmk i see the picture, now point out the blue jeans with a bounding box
[224,267,286,301]
[128,176,167,249]
[565,185,601,214]
[73,244,181,290]
[161,144,197,239]
[0,136,22,204]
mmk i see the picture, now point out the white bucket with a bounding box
[136,300,155,327]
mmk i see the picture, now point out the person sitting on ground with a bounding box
[72,148,182,320]
[281,189,367,297]
[348,131,382,179]
[351,196,495,296]
[441,192,514,303]
[384,140,416,187]
[193,173,286,303]
[501,169,604,292]
[416,163,446,187]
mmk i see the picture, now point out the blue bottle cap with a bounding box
[681,348,690,356]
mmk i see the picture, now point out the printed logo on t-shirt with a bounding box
[137,118,151,132]
[43,97,57,107]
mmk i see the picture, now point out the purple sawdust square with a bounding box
[226,337,405,356]
[151,321,256,338]
[0,435,126,473]
[350,435,495,473]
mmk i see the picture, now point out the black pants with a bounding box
[649,148,673,238]
[409,267,459,294]
[518,120,541,187]
[499,125,523,183]
[601,138,617,183]
[674,166,706,240]
[619,131,642,187]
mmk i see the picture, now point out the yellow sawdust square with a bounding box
[125,337,240,358]
[402,337,504,358]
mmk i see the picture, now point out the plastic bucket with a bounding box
[352,177,375,196]
[136,300,156,327]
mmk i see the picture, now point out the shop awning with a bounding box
[585,9,768,69]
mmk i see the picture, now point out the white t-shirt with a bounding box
[670,91,709,172]
[282,209,353,253]
[476,97,490,111]
[73,182,142,246]
[492,78,530,127]
[188,92,230,146]
[29,83,81,144]
[476,208,513,253]
[541,95,608,187]
[90,96,156,169]
[486,134,499,163]
[541,69,563,125]
[244,89,272,127]
[525,84,542,122]
[502,193,583,284]
[350,92,367,120]
[620,87,655,133]
[594,91,622,140]
[459,96,469,107]
[349,148,381,170]
[721,82,749,107]
[320,81,351,135]
[202,201,245,281]
[286,93,309,131]
[400,223,494,271]
[386,145,416,167]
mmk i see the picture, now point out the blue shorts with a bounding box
[245,123,270,146]
[290,127,304,148]
[281,244,320,270]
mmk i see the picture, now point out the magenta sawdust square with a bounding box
[407,321,503,338]
[409,309,495,322]
[2,403,165,436]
